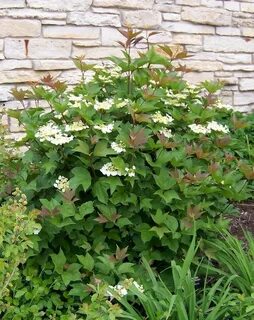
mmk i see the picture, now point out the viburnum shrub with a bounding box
[8,29,254,291]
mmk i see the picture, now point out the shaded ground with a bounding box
[230,201,254,239]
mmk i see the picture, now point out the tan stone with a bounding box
[43,26,100,39]
[0,70,58,84]
[73,40,101,47]
[223,65,254,71]
[234,92,254,105]
[93,0,154,9]
[181,7,231,26]
[0,8,66,19]
[121,10,162,29]
[173,34,202,45]
[224,2,240,11]
[216,53,252,64]
[0,1,24,8]
[33,60,75,70]
[183,60,223,72]
[242,28,254,37]
[154,4,181,13]
[176,0,200,5]
[216,27,240,36]
[67,12,121,27]
[0,60,32,70]
[204,36,254,53]
[5,39,72,59]
[200,0,223,7]
[241,3,254,13]
[233,13,254,28]
[218,77,238,85]
[168,22,215,34]
[184,72,214,84]
[0,85,16,101]
[239,78,254,91]
[162,13,181,21]
[42,20,66,25]
[27,0,92,11]
[72,46,123,59]
[0,19,41,37]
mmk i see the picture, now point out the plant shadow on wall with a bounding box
[0,28,254,318]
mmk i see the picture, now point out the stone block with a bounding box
[43,26,100,39]
[184,72,214,84]
[5,39,72,59]
[0,60,32,70]
[242,28,254,37]
[204,36,254,52]
[67,12,121,27]
[216,27,240,36]
[172,33,202,45]
[72,46,123,59]
[0,8,66,19]
[216,53,252,64]
[163,13,181,21]
[234,92,254,105]
[93,0,154,9]
[0,85,15,101]
[183,60,223,72]
[73,39,101,47]
[27,0,92,11]
[0,70,57,84]
[241,3,254,13]
[175,0,200,5]
[224,2,240,11]
[121,10,162,29]
[168,22,215,34]
[33,60,75,70]
[239,78,254,91]
[181,7,231,26]
[0,1,24,8]
[200,0,223,7]
[0,19,41,37]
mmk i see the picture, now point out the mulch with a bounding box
[230,201,254,239]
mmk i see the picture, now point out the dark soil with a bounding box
[230,201,254,239]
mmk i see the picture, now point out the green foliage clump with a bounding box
[2,29,254,318]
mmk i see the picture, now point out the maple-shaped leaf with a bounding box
[129,128,148,148]
[215,136,231,148]
[10,88,28,101]
[208,162,220,174]
[110,213,121,223]
[115,246,128,261]
[187,205,203,220]
[62,189,78,203]
[52,80,67,92]
[40,207,59,217]
[41,74,54,85]
[94,214,108,224]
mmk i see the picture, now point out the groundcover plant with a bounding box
[1,29,254,318]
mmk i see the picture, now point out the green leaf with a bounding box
[154,168,176,190]
[92,179,108,203]
[94,140,114,157]
[74,140,90,155]
[76,201,94,220]
[117,263,135,274]
[77,253,94,272]
[150,226,170,239]
[61,263,81,286]
[51,248,66,274]
[69,167,91,191]
[116,217,132,228]
[155,190,180,203]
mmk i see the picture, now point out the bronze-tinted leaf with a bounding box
[115,246,128,261]
[94,214,108,224]
[129,128,148,148]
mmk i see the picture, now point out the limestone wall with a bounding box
[1,0,254,133]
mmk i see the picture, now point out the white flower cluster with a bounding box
[189,121,229,135]
[68,94,83,108]
[35,121,74,145]
[214,101,234,111]
[100,163,136,177]
[111,141,126,154]
[94,98,114,111]
[125,165,136,177]
[107,279,144,299]
[107,284,128,298]
[152,111,173,125]
[159,128,173,138]
[207,120,229,133]
[94,123,114,133]
[100,162,122,177]
[116,98,131,108]
[54,175,70,192]
[65,121,89,132]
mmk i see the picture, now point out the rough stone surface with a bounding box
[67,12,121,27]
[0,19,41,37]
[93,0,154,9]
[5,39,72,59]
[121,10,162,29]
[43,26,100,39]
[0,0,253,112]
[27,0,92,11]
